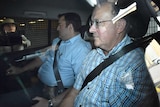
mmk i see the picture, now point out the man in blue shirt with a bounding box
[60,2,159,107]
[7,12,91,106]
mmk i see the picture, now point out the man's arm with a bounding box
[6,57,43,75]
[59,87,79,107]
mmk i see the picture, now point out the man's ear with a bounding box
[115,19,126,33]
[68,24,74,31]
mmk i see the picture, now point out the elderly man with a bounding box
[60,2,159,107]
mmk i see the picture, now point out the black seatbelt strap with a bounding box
[53,40,65,94]
[81,36,153,90]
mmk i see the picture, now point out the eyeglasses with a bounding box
[89,19,112,28]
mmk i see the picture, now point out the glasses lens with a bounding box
[89,20,98,27]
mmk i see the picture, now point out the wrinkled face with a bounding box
[57,16,70,40]
[3,24,16,33]
[89,3,125,52]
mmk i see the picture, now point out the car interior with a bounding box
[0,0,160,107]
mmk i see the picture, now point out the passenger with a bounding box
[7,12,92,106]
[0,18,31,54]
[59,2,159,107]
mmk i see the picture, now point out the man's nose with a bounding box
[89,24,96,33]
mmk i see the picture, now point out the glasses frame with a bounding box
[89,19,112,28]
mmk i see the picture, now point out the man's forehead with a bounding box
[59,16,66,23]
[59,16,65,20]
[91,12,104,20]
[92,4,112,20]
[4,23,16,26]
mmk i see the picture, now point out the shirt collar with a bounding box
[62,34,82,44]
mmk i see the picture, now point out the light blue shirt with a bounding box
[38,34,91,88]
[74,35,158,107]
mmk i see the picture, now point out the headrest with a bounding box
[117,0,156,38]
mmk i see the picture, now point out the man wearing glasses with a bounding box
[60,2,159,107]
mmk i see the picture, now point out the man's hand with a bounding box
[31,96,62,107]
[6,66,23,75]
[31,88,71,107]
[31,97,48,107]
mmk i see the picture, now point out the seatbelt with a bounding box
[81,35,153,90]
[53,40,65,94]
[15,76,31,101]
